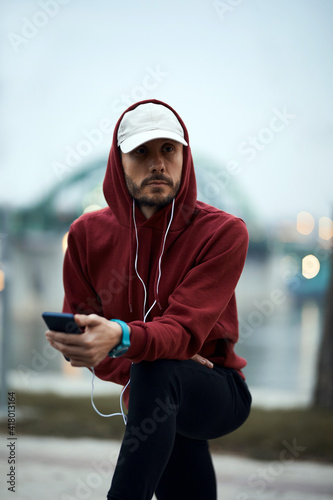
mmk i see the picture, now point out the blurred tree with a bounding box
[313,244,333,408]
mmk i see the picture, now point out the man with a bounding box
[46,99,252,500]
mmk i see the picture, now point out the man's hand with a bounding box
[45,314,123,368]
[190,354,214,369]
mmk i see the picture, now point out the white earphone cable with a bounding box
[90,367,128,424]
[90,198,175,424]
[133,199,148,320]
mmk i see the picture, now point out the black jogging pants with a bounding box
[107,359,252,500]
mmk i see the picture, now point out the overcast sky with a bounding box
[1,0,333,224]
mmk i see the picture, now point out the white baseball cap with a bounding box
[117,102,188,153]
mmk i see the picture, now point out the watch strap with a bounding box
[108,319,130,357]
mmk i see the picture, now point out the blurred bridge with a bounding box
[0,155,330,403]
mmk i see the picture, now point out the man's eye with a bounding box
[163,145,174,152]
[135,146,146,154]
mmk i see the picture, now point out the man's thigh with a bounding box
[173,360,251,440]
[130,359,251,440]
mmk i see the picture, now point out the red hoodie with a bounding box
[62,99,249,400]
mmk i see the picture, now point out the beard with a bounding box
[124,173,181,210]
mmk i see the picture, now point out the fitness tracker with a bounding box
[108,319,131,358]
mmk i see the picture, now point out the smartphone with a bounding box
[42,312,82,334]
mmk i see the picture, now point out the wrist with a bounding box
[110,320,122,345]
[108,320,131,358]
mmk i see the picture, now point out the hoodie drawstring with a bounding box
[128,203,134,313]
[155,199,175,309]
[132,199,148,320]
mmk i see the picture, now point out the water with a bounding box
[235,253,324,407]
[5,251,326,409]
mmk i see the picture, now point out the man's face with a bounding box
[121,138,183,217]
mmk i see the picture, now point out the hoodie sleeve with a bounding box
[124,217,249,362]
[62,223,132,387]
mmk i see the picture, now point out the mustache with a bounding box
[141,174,173,188]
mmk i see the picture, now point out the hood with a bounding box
[103,99,197,230]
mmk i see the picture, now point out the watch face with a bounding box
[111,345,129,358]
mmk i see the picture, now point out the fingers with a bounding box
[74,313,104,327]
[45,332,94,367]
[45,325,108,368]
[45,329,86,361]
[45,330,84,345]
[45,332,80,354]
[190,354,214,369]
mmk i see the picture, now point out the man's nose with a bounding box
[149,153,165,172]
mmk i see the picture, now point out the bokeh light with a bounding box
[319,216,333,240]
[302,254,320,279]
[297,211,315,235]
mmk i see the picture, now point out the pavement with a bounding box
[1,436,333,500]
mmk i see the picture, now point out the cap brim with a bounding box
[120,129,188,153]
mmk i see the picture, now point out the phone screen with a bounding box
[42,312,82,334]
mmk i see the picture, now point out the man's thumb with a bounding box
[74,313,100,327]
